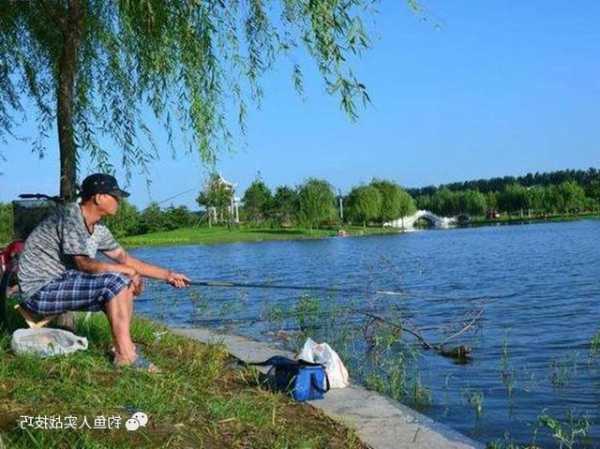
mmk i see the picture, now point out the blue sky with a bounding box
[1,1,599,209]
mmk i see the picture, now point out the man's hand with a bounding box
[122,268,143,296]
[166,271,190,288]
[122,266,137,278]
[131,273,144,296]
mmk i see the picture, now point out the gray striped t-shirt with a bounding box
[18,202,121,299]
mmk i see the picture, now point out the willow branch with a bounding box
[39,0,66,31]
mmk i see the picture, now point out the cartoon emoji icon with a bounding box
[132,412,148,427]
[125,418,140,431]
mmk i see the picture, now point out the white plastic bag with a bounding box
[298,338,350,388]
[11,328,88,357]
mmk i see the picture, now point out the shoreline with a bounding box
[120,225,401,248]
[119,213,600,249]
[464,212,600,228]
[170,325,484,449]
[3,214,599,250]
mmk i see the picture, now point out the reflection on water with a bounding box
[131,219,600,448]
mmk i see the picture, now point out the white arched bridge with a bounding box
[384,210,456,230]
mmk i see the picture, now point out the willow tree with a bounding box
[346,184,381,227]
[0,0,392,199]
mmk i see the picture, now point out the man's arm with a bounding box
[73,255,136,277]
[103,247,190,287]
[103,247,169,280]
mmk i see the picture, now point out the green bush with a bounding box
[0,202,13,245]
[104,201,199,238]
[103,199,143,238]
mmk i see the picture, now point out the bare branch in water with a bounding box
[355,303,485,361]
[439,307,484,347]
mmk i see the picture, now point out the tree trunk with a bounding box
[55,0,84,332]
[57,0,83,201]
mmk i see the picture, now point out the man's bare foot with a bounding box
[113,350,136,365]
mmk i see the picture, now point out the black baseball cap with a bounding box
[80,173,130,199]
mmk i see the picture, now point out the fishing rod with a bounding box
[189,280,405,297]
[157,188,197,205]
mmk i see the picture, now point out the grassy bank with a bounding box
[0,312,365,449]
[120,225,399,248]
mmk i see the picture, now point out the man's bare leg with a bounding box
[104,285,136,365]
[53,311,76,332]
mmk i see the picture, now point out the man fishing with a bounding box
[17,173,190,371]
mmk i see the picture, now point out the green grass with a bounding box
[120,225,399,248]
[0,312,366,449]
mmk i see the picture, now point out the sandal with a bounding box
[129,353,161,373]
[112,346,161,373]
[107,343,142,359]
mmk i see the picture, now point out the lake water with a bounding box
[131,219,600,448]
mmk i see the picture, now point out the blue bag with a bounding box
[249,356,330,401]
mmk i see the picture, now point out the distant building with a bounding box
[206,174,240,224]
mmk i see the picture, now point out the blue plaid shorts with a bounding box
[22,270,131,315]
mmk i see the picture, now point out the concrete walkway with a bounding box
[171,327,484,449]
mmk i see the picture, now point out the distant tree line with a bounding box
[415,180,599,217]
[237,176,416,229]
[235,172,600,229]
[408,167,600,196]
[103,202,200,238]
[2,167,600,244]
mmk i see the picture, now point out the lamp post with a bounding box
[337,189,344,222]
